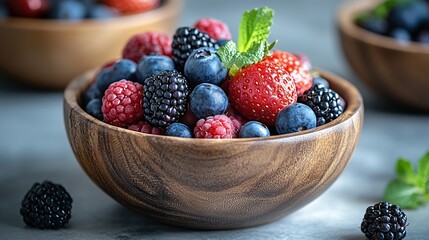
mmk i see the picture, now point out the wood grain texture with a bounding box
[337,0,429,111]
[63,70,363,229]
[0,0,182,90]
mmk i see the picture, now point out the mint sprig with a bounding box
[217,7,277,77]
[383,152,429,209]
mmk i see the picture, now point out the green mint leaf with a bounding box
[238,7,274,52]
[396,158,417,185]
[417,151,429,180]
[383,179,425,209]
[373,0,412,18]
[216,41,238,69]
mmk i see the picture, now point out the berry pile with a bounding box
[356,0,429,44]
[0,0,159,20]
[84,7,345,139]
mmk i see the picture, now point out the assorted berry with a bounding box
[299,84,344,127]
[184,47,227,88]
[83,7,345,139]
[101,80,144,127]
[356,0,429,44]
[189,83,229,120]
[361,202,407,240]
[194,114,235,139]
[143,70,189,128]
[172,27,219,72]
[275,103,316,134]
[194,18,232,41]
[239,121,271,138]
[20,181,72,229]
[228,60,297,126]
[1,0,160,20]
[122,32,173,63]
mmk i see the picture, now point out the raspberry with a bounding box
[225,107,247,137]
[101,80,144,127]
[194,18,232,40]
[122,32,172,63]
[361,202,407,240]
[194,115,234,139]
[20,181,72,229]
[128,121,164,135]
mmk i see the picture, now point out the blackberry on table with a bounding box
[361,202,408,240]
[299,83,344,126]
[20,181,72,229]
[171,27,219,72]
[143,70,189,128]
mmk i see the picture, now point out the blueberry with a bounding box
[87,4,118,19]
[166,123,193,138]
[96,59,137,93]
[0,3,8,18]
[216,39,230,47]
[184,47,227,88]
[276,103,317,134]
[136,55,175,84]
[357,15,388,35]
[387,1,428,33]
[50,0,86,20]
[189,83,228,119]
[85,98,103,120]
[417,30,429,44]
[312,76,329,88]
[239,121,270,138]
[388,28,412,43]
[84,83,102,106]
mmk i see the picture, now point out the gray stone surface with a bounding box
[1,0,429,239]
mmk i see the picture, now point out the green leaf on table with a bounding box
[383,179,425,209]
[417,152,429,180]
[395,158,417,185]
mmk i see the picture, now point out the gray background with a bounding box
[1,0,429,239]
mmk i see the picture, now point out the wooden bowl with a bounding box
[0,0,182,90]
[63,70,363,229]
[337,0,429,111]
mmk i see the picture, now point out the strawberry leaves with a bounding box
[217,7,277,77]
[383,152,429,209]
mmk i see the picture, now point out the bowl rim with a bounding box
[0,0,182,31]
[337,0,429,54]
[64,69,363,144]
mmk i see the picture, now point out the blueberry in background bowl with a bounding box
[0,0,182,89]
[337,0,429,111]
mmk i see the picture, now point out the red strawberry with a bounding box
[122,32,172,63]
[194,18,232,40]
[100,0,160,14]
[265,51,312,96]
[228,60,297,126]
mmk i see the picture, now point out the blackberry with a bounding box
[143,70,189,128]
[299,84,344,126]
[361,202,407,240]
[20,181,72,229]
[171,27,219,72]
